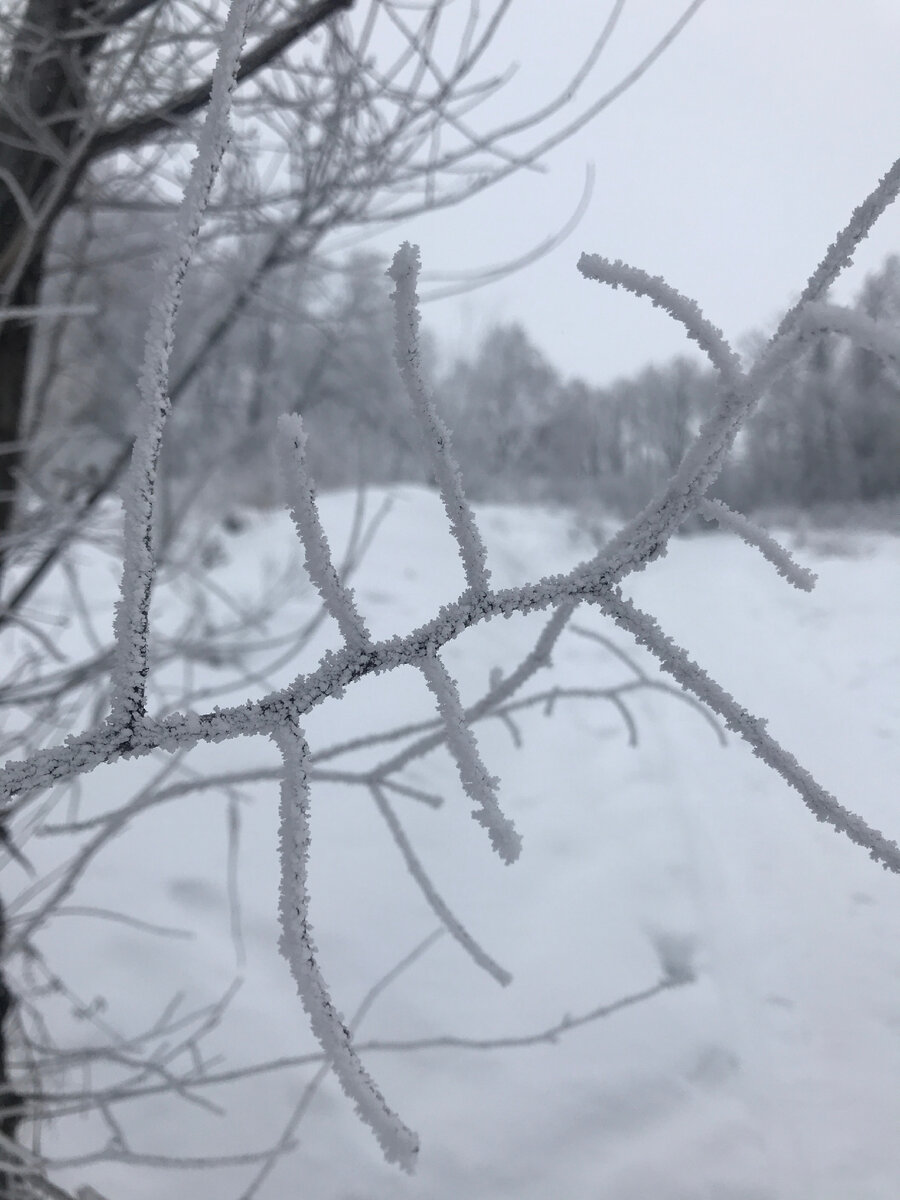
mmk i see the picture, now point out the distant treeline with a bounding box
[437,257,900,516]
[34,214,900,521]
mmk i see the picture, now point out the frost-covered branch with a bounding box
[274,721,418,1170]
[598,589,900,874]
[793,300,900,370]
[418,649,521,864]
[698,499,817,592]
[576,255,742,384]
[776,155,900,336]
[574,155,900,592]
[388,243,490,596]
[110,0,257,729]
[276,412,371,653]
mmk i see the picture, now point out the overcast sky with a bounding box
[372,1,900,386]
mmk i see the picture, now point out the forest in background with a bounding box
[28,209,900,532]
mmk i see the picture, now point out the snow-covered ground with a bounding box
[8,487,899,1200]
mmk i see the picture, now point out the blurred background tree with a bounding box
[0,0,705,587]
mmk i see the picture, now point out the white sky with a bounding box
[372,0,900,385]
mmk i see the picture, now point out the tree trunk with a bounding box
[0,0,96,570]
[0,8,100,1189]
[0,260,43,566]
[0,906,23,1197]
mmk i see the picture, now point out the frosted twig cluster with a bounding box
[2,0,900,1161]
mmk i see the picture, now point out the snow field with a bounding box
[12,487,898,1200]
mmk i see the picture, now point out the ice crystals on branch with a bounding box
[793,301,900,378]
[386,243,521,863]
[275,722,418,1170]
[576,226,900,872]
[110,0,258,732]
[698,499,817,592]
[576,254,743,384]
[276,412,372,653]
[387,244,491,597]
[2,31,900,1163]
[419,650,522,865]
[599,589,900,873]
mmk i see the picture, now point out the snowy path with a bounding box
[20,489,899,1200]
[626,528,900,1200]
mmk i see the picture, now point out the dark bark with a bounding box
[89,0,355,158]
[0,0,103,570]
[0,11,99,1182]
[0,870,22,1197]
[0,256,42,559]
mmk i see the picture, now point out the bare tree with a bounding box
[0,0,708,588]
